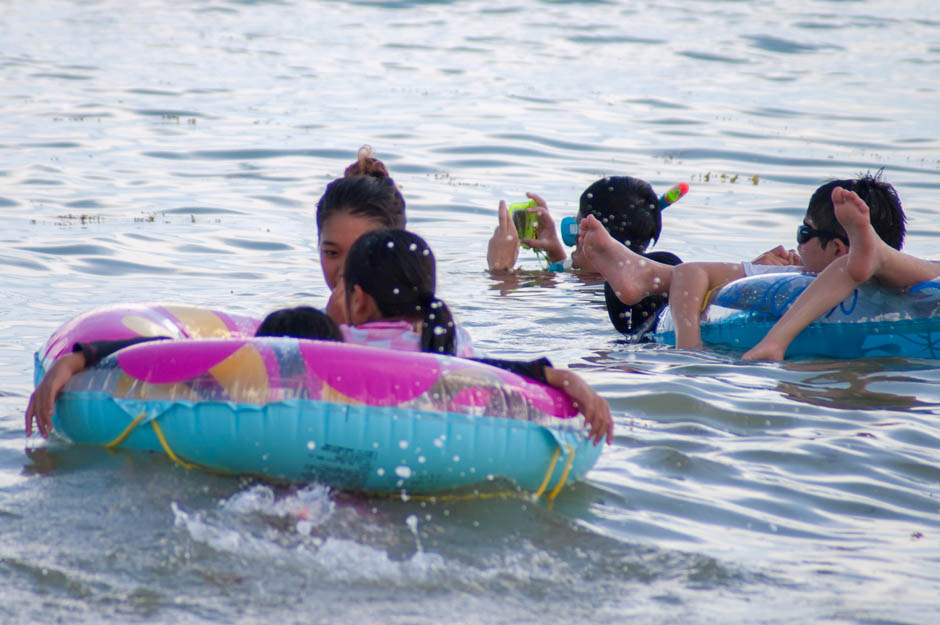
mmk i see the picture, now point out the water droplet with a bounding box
[399,440,409,449]
[452,455,460,463]
[418,456,426,464]
[395,465,412,478]
[306,441,316,450]
[376,468,385,476]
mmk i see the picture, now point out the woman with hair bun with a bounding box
[316,145,407,292]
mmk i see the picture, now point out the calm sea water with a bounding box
[2,1,939,623]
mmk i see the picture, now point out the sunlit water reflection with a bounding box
[2,1,939,623]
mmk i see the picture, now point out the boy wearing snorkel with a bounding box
[579,173,909,354]
[487,177,686,273]
[487,176,687,337]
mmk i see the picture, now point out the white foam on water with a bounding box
[219,483,335,525]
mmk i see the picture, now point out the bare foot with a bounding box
[577,215,661,304]
[832,186,881,283]
[741,338,785,362]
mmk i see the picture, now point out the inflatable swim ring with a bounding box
[34,304,601,497]
[653,273,940,359]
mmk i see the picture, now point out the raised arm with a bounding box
[487,200,521,271]
[519,192,566,264]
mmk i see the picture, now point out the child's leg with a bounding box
[835,186,940,286]
[577,214,675,305]
[742,256,858,361]
[669,262,747,349]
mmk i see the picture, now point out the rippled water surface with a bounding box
[2,1,939,623]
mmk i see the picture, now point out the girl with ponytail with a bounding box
[340,229,470,356]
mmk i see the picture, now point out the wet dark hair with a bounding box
[256,306,342,341]
[806,171,906,250]
[579,176,662,254]
[604,250,683,338]
[343,229,456,355]
[315,146,406,235]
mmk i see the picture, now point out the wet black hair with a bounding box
[604,250,683,338]
[579,176,662,254]
[315,146,406,235]
[343,229,456,355]
[806,171,906,250]
[255,306,342,341]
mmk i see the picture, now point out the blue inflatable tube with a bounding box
[653,273,940,359]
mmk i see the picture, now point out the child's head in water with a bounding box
[579,176,663,254]
[796,172,906,274]
[256,306,342,341]
[805,172,906,251]
[342,229,457,355]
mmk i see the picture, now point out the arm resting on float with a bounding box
[543,366,612,445]
[471,356,612,445]
[73,336,169,367]
[26,352,87,438]
[25,336,169,438]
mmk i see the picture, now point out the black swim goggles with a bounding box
[796,224,848,246]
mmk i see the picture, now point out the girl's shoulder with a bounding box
[341,320,421,351]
